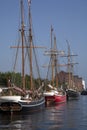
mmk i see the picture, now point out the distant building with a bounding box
[58,71,83,92]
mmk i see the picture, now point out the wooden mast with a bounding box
[20,0,25,90]
[51,26,54,86]
[28,0,33,90]
[67,42,71,89]
[10,0,26,90]
[10,0,45,92]
[51,28,59,88]
[66,40,78,90]
[54,35,58,88]
[10,0,25,90]
[44,26,59,88]
[27,0,45,90]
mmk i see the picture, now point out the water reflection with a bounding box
[45,103,66,130]
[0,96,87,130]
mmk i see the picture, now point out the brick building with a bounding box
[58,71,83,92]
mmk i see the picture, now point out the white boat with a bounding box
[0,0,45,113]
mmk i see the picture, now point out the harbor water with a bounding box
[0,95,87,130]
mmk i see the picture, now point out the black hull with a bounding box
[81,90,87,95]
[66,89,79,100]
[0,97,45,113]
[19,97,45,113]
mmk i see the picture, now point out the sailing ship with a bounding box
[43,26,66,105]
[0,0,45,113]
[65,41,79,100]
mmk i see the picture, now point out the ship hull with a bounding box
[54,95,66,103]
[0,96,45,113]
[81,90,87,95]
[66,89,79,100]
[44,92,66,105]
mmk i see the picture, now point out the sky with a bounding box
[0,0,87,84]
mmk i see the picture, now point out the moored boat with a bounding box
[0,0,45,113]
[81,90,87,95]
[44,84,66,105]
[65,41,79,100]
[43,26,66,105]
[66,89,79,100]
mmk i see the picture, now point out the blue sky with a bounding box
[0,0,87,83]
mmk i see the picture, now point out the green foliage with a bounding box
[25,74,31,89]
[11,72,22,87]
[0,72,43,89]
[0,72,11,86]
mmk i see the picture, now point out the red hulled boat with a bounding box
[43,26,66,105]
[44,84,66,105]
